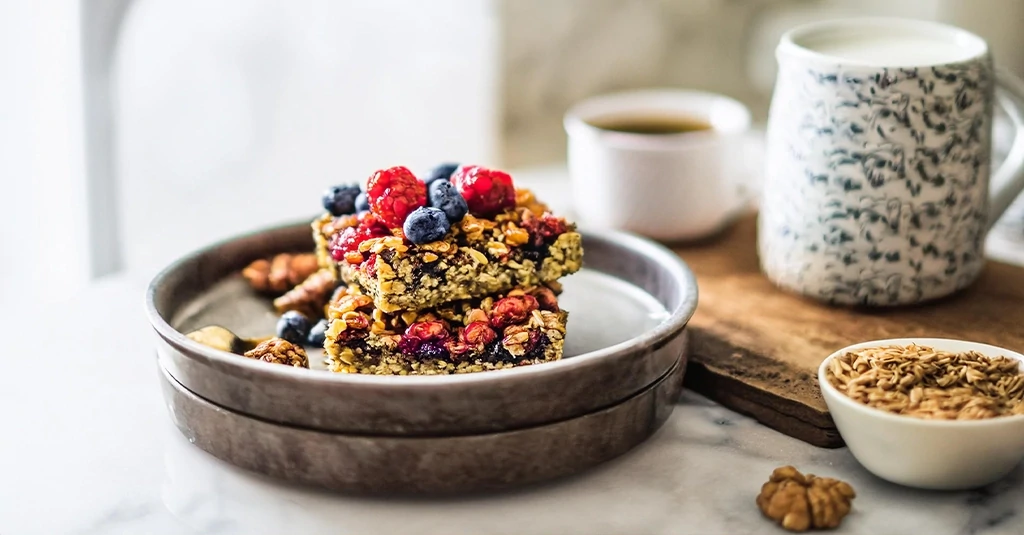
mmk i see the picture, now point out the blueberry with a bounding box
[307,318,328,347]
[354,192,369,213]
[424,163,459,185]
[403,207,450,244]
[276,311,311,344]
[428,180,469,222]
[322,184,362,216]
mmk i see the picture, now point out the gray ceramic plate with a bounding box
[147,222,697,434]
[160,354,684,494]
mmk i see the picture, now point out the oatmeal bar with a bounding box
[323,283,567,375]
[314,188,583,312]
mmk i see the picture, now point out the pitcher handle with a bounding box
[989,68,1024,230]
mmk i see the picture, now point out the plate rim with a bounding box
[145,219,698,388]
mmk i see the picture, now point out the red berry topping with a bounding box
[490,294,539,329]
[463,321,497,346]
[366,166,427,228]
[405,320,450,342]
[399,320,451,357]
[364,253,378,276]
[451,165,515,216]
[328,214,389,263]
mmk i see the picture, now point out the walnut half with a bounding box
[243,338,309,368]
[756,466,856,532]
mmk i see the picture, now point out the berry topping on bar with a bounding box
[429,180,469,222]
[424,162,459,185]
[311,164,584,313]
[328,214,390,262]
[366,166,427,227]
[490,294,540,328]
[403,206,451,244]
[322,284,568,375]
[452,165,515,216]
[354,192,370,213]
[321,184,362,217]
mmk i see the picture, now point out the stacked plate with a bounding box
[146,223,697,494]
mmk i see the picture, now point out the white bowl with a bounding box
[818,338,1024,490]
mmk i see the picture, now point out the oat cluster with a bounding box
[756,466,855,532]
[826,344,1024,420]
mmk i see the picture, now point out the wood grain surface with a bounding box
[675,213,1024,447]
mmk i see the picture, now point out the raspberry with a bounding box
[490,295,539,329]
[451,165,515,216]
[328,214,389,262]
[364,253,378,276]
[366,166,427,228]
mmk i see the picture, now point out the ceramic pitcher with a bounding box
[759,18,1024,306]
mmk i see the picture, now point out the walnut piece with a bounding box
[243,338,309,368]
[756,466,855,532]
[242,253,319,295]
[273,269,337,318]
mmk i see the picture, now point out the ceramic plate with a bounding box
[147,222,697,434]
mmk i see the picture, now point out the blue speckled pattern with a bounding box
[760,55,996,306]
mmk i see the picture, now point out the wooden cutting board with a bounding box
[674,213,1024,448]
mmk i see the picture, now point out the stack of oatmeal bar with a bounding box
[301,164,583,375]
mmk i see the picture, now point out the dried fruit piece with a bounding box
[451,165,515,216]
[242,253,319,295]
[399,320,451,357]
[243,337,309,368]
[521,211,569,247]
[756,466,855,532]
[366,165,427,227]
[405,320,450,342]
[530,285,560,312]
[490,294,539,329]
[464,321,497,346]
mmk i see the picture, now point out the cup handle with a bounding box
[988,69,1024,230]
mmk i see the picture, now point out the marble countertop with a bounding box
[4,170,1024,535]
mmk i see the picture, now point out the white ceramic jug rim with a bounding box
[778,17,989,68]
[563,88,751,151]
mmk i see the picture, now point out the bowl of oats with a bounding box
[819,338,1024,490]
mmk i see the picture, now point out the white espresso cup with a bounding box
[759,18,1024,306]
[564,89,754,242]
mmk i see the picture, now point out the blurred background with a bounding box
[4,0,1024,306]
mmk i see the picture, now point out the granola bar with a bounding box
[313,188,583,312]
[323,282,567,375]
